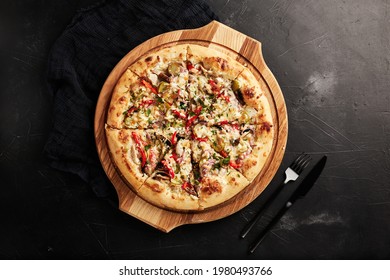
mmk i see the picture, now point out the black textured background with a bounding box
[1,0,389,259]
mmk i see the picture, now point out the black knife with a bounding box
[248,155,327,254]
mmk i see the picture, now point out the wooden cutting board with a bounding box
[94,21,288,232]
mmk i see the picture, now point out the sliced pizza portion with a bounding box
[185,47,269,126]
[186,44,243,80]
[231,67,274,125]
[130,44,188,88]
[129,45,188,107]
[191,122,274,182]
[105,127,173,190]
[106,68,167,129]
[108,44,192,130]
[138,138,200,211]
[190,139,250,210]
[199,72,274,126]
[185,44,245,126]
[129,44,192,125]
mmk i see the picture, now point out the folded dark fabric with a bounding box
[44,0,219,197]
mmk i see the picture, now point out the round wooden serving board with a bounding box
[94,21,288,232]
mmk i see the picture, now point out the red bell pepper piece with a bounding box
[232,123,240,130]
[126,107,137,115]
[131,132,146,167]
[194,105,202,115]
[141,79,158,95]
[161,160,175,179]
[172,110,187,120]
[186,62,194,70]
[229,160,242,169]
[181,181,189,190]
[170,151,179,163]
[195,137,208,142]
[218,120,229,125]
[220,150,228,158]
[140,99,155,107]
[208,79,220,93]
[181,181,197,196]
[186,115,198,129]
[171,131,177,146]
[209,79,230,102]
[218,93,230,102]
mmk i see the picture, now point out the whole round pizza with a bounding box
[105,44,274,212]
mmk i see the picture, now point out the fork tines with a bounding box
[290,153,312,174]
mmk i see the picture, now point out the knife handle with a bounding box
[240,181,287,239]
[249,202,292,254]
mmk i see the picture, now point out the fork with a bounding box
[240,153,312,239]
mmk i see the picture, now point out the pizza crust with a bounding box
[106,69,137,128]
[239,124,274,182]
[105,126,148,191]
[138,178,200,211]
[130,44,188,77]
[187,44,244,79]
[198,167,250,209]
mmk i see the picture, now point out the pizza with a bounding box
[105,44,274,211]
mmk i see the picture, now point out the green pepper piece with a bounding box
[167,62,181,76]
[124,117,132,127]
[158,81,170,93]
[232,79,240,92]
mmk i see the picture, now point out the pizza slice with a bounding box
[231,67,274,125]
[186,50,268,126]
[185,44,244,126]
[190,138,250,210]
[186,44,243,79]
[106,68,167,129]
[105,126,173,190]
[191,122,273,182]
[138,138,200,211]
[108,44,193,129]
[197,72,274,126]
[129,44,190,108]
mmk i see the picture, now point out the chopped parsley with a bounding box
[179,102,187,110]
[144,145,151,151]
[221,156,230,165]
[212,156,230,170]
[198,98,206,107]
[156,96,164,104]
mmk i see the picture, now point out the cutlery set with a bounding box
[241,153,327,254]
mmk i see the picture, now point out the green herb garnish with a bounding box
[146,108,151,116]
[221,156,230,166]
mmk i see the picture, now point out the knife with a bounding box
[248,155,327,254]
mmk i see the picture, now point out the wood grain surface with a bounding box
[94,21,288,233]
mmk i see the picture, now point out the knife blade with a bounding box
[248,155,327,254]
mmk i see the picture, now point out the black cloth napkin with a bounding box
[44,0,218,197]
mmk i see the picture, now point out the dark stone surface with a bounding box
[1,0,389,259]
